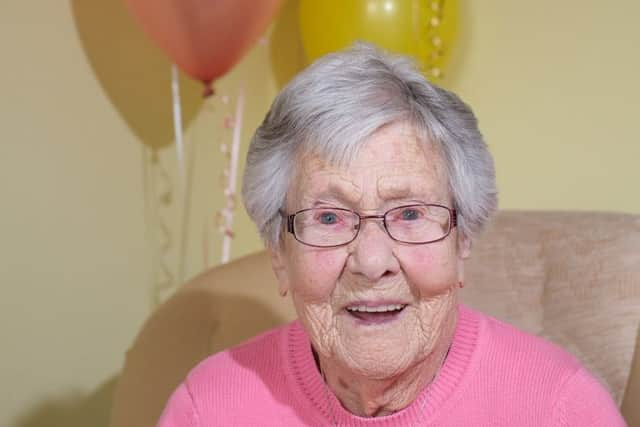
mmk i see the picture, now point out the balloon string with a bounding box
[171,64,185,193]
[221,88,244,264]
[172,64,192,285]
[149,149,175,306]
[422,0,446,79]
[154,217,174,305]
[203,220,209,270]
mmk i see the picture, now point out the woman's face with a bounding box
[270,121,470,379]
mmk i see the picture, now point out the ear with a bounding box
[268,245,290,297]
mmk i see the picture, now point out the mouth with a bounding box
[345,303,407,325]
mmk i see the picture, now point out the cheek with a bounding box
[291,250,347,301]
[399,245,459,295]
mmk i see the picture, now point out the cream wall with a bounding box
[450,1,640,213]
[1,1,638,426]
[0,1,276,426]
[1,3,148,426]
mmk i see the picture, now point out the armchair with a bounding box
[109,211,640,426]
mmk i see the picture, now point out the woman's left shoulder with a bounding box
[471,307,583,373]
[448,307,626,426]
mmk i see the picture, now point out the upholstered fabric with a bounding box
[109,211,640,427]
[463,211,640,405]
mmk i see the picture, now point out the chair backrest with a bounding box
[109,211,640,427]
[462,211,640,406]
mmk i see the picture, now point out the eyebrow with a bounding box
[377,175,434,200]
[306,177,363,206]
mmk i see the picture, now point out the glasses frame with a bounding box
[282,203,457,248]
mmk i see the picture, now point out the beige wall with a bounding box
[451,1,640,214]
[1,1,638,426]
[0,1,276,426]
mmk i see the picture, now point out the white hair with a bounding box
[242,43,497,247]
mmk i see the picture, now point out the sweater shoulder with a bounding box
[169,322,302,424]
[186,322,290,384]
[477,310,582,372]
[553,366,626,426]
[182,322,293,405]
[476,316,624,425]
[469,309,596,411]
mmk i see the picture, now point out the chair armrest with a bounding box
[621,326,640,426]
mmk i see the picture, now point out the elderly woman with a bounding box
[158,44,624,426]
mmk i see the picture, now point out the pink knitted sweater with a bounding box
[157,305,625,426]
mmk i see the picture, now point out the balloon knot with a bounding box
[202,81,215,98]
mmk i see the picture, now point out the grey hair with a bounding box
[242,43,497,248]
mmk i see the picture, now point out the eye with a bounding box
[399,207,424,221]
[319,211,339,225]
[310,208,349,226]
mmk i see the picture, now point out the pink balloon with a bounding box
[124,0,282,94]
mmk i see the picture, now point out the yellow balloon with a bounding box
[299,0,458,78]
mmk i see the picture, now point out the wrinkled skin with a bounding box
[270,121,470,417]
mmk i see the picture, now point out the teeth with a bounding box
[347,304,405,313]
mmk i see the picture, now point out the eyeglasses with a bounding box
[282,204,457,248]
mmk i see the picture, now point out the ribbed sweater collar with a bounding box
[283,304,481,426]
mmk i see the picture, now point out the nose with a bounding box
[346,218,400,281]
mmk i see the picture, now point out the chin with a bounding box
[331,297,458,379]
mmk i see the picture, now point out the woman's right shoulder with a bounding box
[159,320,307,426]
[183,321,295,393]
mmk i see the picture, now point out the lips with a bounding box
[345,303,407,324]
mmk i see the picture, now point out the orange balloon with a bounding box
[124,0,282,92]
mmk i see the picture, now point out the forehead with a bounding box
[354,122,432,166]
[289,122,449,207]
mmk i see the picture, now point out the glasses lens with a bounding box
[385,204,451,243]
[293,208,359,247]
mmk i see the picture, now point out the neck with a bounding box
[317,320,455,418]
